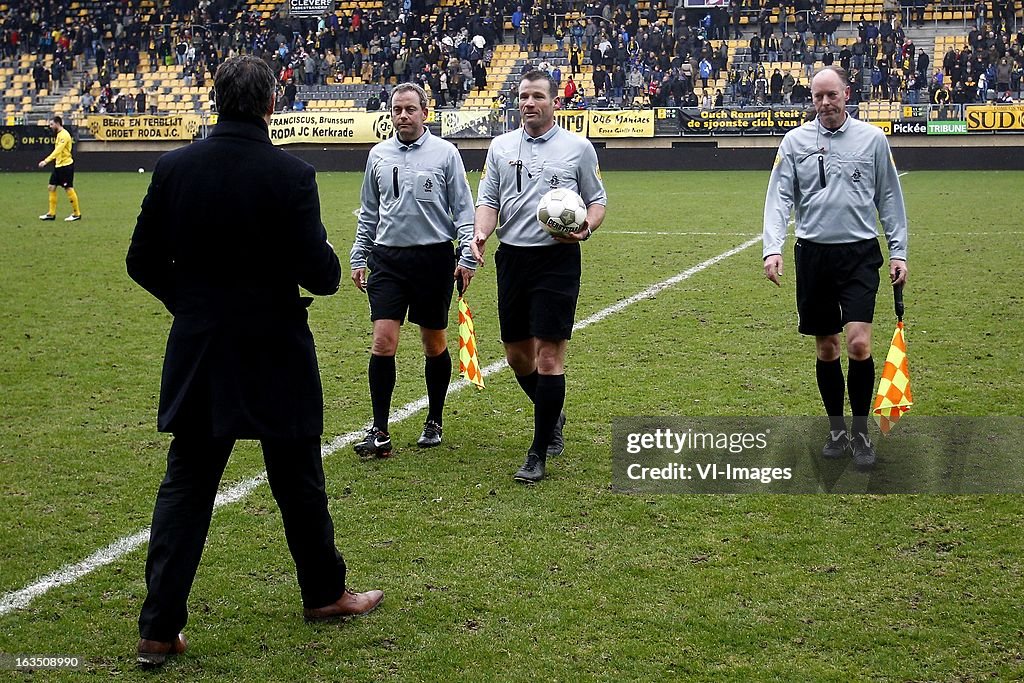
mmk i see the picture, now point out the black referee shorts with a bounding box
[495,242,581,343]
[794,238,884,336]
[49,163,74,188]
[366,242,456,330]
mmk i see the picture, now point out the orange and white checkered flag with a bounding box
[458,295,485,389]
[873,320,913,434]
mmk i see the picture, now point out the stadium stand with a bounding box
[1,0,1021,130]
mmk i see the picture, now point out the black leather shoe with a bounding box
[514,450,546,483]
[303,588,384,622]
[137,632,187,668]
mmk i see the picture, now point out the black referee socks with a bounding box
[424,349,452,426]
[847,357,875,436]
[816,358,846,433]
[531,374,566,456]
[515,370,539,402]
[368,354,396,433]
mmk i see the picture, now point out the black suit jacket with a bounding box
[127,116,341,439]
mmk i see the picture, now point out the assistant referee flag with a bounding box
[873,321,913,434]
[458,295,484,389]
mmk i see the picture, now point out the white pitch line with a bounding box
[898,172,908,177]
[601,231,757,236]
[920,231,1024,236]
[0,236,760,617]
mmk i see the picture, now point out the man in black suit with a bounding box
[126,56,383,669]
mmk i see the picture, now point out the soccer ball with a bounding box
[537,188,587,236]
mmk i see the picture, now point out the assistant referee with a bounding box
[38,115,82,222]
[350,83,477,458]
[472,69,607,483]
[762,66,908,469]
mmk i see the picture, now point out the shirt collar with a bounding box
[395,128,430,150]
[524,123,560,143]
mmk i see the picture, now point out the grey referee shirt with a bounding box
[477,124,607,247]
[763,114,908,261]
[351,129,476,270]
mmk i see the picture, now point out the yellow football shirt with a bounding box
[44,128,74,168]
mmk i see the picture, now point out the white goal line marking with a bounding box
[0,237,760,617]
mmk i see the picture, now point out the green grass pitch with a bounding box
[1,169,1022,680]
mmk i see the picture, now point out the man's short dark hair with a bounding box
[390,83,428,110]
[521,69,559,99]
[52,115,63,126]
[813,65,850,86]
[214,56,276,119]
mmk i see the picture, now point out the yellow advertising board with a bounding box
[553,109,654,137]
[554,110,589,135]
[587,110,654,138]
[268,111,395,144]
[964,105,1024,131]
[869,120,893,135]
[87,114,201,141]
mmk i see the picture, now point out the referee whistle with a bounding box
[817,155,826,188]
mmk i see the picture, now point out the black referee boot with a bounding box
[354,427,392,459]
[821,430,850,459]
[417,419,442,448]
[514,450,546,483]
[851,432,877,470]
[546,412,566,457]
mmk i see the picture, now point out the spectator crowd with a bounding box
[1,0,1021,116]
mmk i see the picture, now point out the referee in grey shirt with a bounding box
[763,66,908,469]
[472,69,607,483]
[350,83,477,458]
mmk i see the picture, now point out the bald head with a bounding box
[811,67,850,130]
[812,66,849,89]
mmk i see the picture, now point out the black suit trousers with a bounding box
[138,435,346,640]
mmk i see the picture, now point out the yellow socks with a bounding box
[48,189,57,216]
[67,188,80,216]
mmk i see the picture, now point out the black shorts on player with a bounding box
[366,242,457,330]
[795,238,884,336]
[49,163,74,188]
[495,242,581,343]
